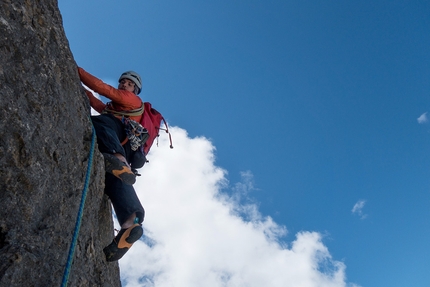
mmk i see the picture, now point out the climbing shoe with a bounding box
[103,224,143,262]
[103,153,136,185]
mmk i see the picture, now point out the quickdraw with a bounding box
[122,117,149,151]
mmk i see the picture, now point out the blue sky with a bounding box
[59,1,430,286]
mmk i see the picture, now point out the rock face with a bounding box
[0,1,120,286]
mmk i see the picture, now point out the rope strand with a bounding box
[61,125,96,287]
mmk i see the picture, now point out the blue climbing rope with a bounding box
[61,125,96,287]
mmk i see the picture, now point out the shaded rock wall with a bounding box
[0,0,120,286]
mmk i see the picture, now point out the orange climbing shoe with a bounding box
[103,153,136,185]
[103,224,143,262]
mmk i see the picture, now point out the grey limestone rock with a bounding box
[0,0,121,286]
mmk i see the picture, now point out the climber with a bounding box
[78,67,146,262]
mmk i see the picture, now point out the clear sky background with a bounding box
[59,1,430,287]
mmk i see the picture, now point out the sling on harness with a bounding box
[104,102,144,117]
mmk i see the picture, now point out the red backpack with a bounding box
[140,102,173,154]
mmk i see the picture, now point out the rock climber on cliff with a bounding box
[78,67,146,262]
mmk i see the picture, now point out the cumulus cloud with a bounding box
[351,200,367,219]
[417,112,428,124]
[116,126,357,287]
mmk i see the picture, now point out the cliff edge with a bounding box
[0,1,120,286]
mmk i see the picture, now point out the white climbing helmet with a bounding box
[119,71,142,94]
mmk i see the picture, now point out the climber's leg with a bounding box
[91,115,136,184]
[103,153,136,185]
[91,114,126,156]
[103,173,145,262]
[104,173,145,225]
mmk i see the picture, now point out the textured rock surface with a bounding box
[0,0,120,286]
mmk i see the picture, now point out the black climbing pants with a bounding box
[91,114,145,226]
[104,173,145,226]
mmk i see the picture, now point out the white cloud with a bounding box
[81,84,101,115]
[417,112,428,124]
[351,200,367,219]
[117,126,358,287]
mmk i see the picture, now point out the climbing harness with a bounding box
[61,125,96,287]
[103,101,173,155]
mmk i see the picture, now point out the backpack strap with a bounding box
[158,117,173,150]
